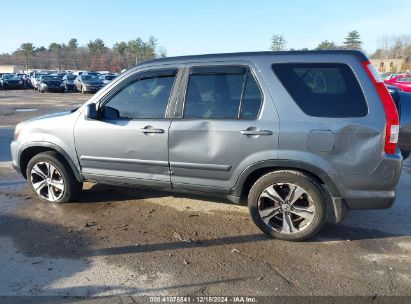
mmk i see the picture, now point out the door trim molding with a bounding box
[170,161,231,171]
[80,156,169,167]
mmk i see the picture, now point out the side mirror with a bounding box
[101,106,120,120]
[84,103,98,119]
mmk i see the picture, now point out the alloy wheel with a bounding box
[30,161,65,202]
[257,183,316,234]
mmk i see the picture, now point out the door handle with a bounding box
[241,129,272,136]
[139,126,165,134]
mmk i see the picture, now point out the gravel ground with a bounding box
[0,89,410,301]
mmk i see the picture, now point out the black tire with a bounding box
[248,170,327,241]
[26,151,83,203]
[81,86,86,94]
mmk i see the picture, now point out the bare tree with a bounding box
[270,35,287,51]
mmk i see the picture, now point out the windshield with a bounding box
[42,76,60,81]
[105,75,116,80]
[4,74,18,80]
[83,75,101,81]
[36,73,49,79]
[66,75,76,80]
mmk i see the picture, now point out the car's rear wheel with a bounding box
[248,170,326,241]
[26,152,82,203]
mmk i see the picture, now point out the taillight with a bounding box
[362,61,399,154]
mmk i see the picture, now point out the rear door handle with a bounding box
[139,126,165,134]
[241,129,272,136]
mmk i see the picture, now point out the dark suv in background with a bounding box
[10,50,402,241]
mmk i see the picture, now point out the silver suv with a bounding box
[10,51,402,241]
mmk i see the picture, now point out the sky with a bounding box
[1,0,411,56]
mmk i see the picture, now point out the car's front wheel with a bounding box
[26,151,83,203]
[248,170,327,241]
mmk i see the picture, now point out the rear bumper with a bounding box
[331,193,395,224]
[331,152,401,220]
[344,193,395,210]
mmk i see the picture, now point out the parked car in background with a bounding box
[386,84,402,93]
[62,74,77,92]
[20,74,32,88]
[56,72,66,79]
[31,72,50,89]
[0,74,24,89]
[10,50,402,241]
[100,74,116,85]
[398,90,411,159]
[385,74,411,92]
[388,84,411,159]
[82,71,100,76]
[38,75,64,93]
[380,73,404,81]
[74,74,104,93]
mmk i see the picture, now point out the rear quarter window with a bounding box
[272,63,368,117]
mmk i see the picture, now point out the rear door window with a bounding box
[272,63,367,117]
[183,66,262,119]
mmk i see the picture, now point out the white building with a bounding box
[0,65,25,73]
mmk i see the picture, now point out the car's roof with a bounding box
[138,50,368,68]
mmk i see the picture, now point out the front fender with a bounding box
[17,141,83,182]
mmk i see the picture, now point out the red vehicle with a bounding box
[384,74,411,92]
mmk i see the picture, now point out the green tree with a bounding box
[68,38,78,50]
[113,41,128,56]
[18,43,36,70]
[67,38,79,69]
[316,40,339,50]
[36,46,47,53]
[87,39,107,54]
[127,37,158,64]
[343,30,362,50]
[48,42,66,70]
[270,35,287,51]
